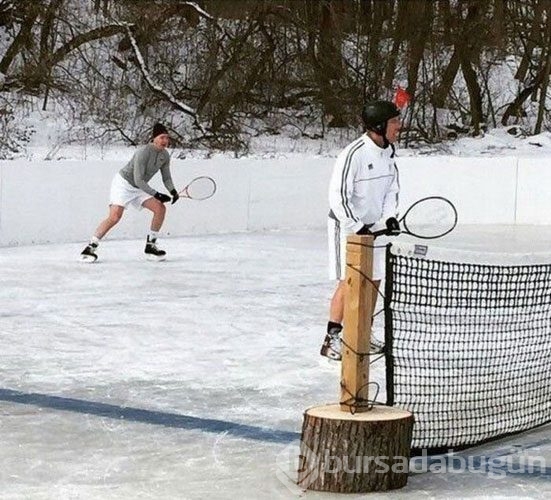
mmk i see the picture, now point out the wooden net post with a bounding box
[297,234,414,493]
[340,234,373,412]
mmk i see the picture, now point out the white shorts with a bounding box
[109,174,152,210]
[327,217,388,281]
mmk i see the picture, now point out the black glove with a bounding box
[170,189,179,204]
[154,192,171,203]
[385,217,401,236]
[356,224,373,235]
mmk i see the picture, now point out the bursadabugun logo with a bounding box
[275,440,319,495]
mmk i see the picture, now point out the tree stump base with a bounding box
[298,404,414,493]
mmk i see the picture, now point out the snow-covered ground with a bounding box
[13,105,551,162]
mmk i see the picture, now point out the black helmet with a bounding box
[361,100,400,135]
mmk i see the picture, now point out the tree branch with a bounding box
[49,24,127,68]
[124,25,204,133]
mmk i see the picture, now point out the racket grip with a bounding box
[371,218,401,238]
[355,224,373,235]
[385,217,401,235]
[356,223,389,238]
[371,228,388,237]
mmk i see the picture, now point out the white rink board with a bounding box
[397,156,518,224]
[1,154,550,246]
[516,156,551,224]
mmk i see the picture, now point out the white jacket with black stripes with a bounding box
[328,134,399,234]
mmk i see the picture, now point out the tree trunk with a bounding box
[515,0,545,82]
[0,7,40,75]
[501,66,546,125]
[405,0,433,95]
[382,0,406,90]
[316,0,346,127]
[433,50,460,108]
[460,55,483,132]
[298,404,413,493]
[535,5,551,134]
[456,1,486,133]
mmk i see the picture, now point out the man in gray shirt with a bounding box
[80,123,179,262]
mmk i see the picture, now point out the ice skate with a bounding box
[79,242,98,263]
[144,236,166,261]
[320,329,342,361]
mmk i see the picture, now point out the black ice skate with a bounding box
[80,242,98,263]
[144,236,166,261]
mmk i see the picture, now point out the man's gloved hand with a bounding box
[170,189,179,204]
[154,192,171,203]
[356,224,373,235]
[385,217,401,236]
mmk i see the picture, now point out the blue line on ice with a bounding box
[0,388,300,444]
[3,387,551,478]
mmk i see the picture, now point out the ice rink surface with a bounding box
[2,226,551,499]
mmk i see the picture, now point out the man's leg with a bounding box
[329,280,346,324]
[94,205,125,239]
[142,197,166,232]
[142,197,167,259]
[322,217,347,360]
[321,281,346,360]
[322,276,381,360]
[80,205,124,262]
[330,279,380,324]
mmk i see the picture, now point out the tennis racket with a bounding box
[178,176,217,200]
[374,196,458,239]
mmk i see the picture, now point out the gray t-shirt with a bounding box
[118,143,175,196]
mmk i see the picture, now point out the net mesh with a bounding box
[384,243,551,451]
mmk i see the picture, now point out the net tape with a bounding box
[385,242,551,451]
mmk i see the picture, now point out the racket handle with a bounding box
[371,218,401,238]
[356,223,387,237]
[356,224,373,235]
[371,228,388,237]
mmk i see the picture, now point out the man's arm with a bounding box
[366,161,400,235]
[132,147,157,196]
[381,162,400,220]
[160,153,175,193]
[328,148,365,234]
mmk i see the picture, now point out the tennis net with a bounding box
[384,242,551,452]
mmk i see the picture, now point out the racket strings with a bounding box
[401,197,458,239]
[180,176,217,200]
[187,178,215,200]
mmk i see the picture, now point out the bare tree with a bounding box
[1,0,550,155]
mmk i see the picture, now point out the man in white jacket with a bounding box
[321,100,402,361]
